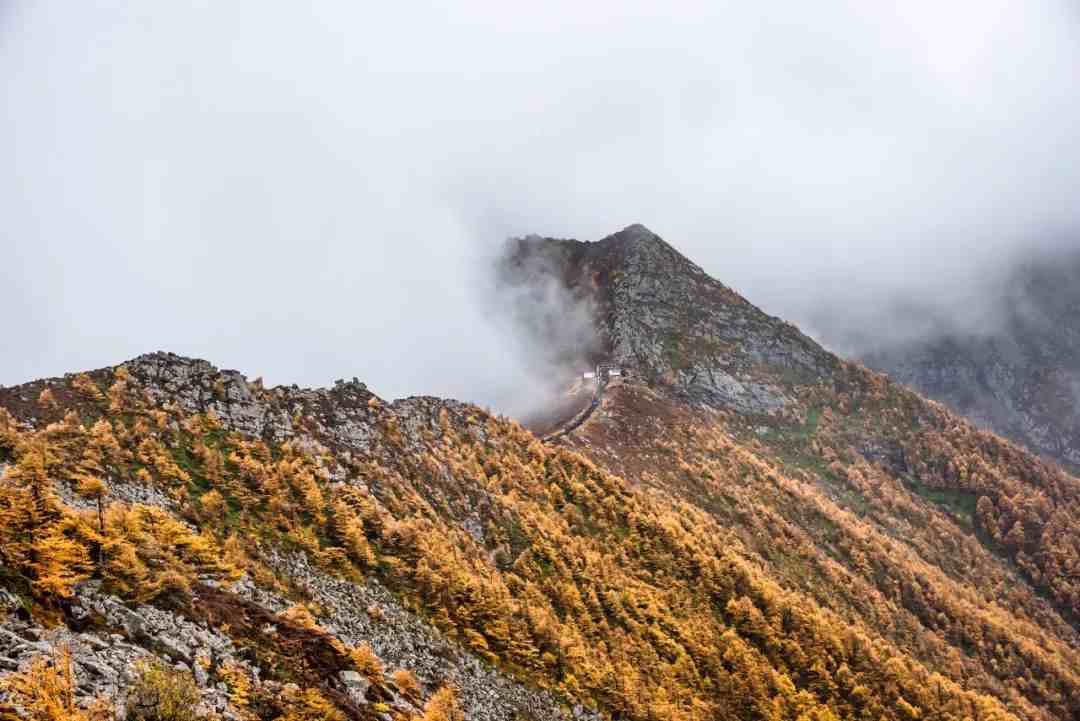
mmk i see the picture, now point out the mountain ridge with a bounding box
[1,228,1080,721]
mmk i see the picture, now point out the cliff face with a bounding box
[860,249,1080,472]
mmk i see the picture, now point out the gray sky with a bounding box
[3,2,1080,414]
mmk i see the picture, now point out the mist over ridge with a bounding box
[3,1,1080,418]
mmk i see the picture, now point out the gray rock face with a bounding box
[498,226,1080,472]
[121,353,476,462]
[337,670,371,705]
[0,584,243,719]
[58,474,177,514]
[123,353,300,442]
[500,224,836,415]
[860,249,1080,472]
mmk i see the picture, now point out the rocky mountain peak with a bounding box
[587,223,706,276]
[500,225,835,415]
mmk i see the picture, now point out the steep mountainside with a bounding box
[856,249,1080,472]
[1,225,1079,721]
[503,225,1080,719]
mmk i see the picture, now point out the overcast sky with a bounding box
[3,2,1080,413]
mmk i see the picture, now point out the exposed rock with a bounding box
[0,595,238,718]
[338,670,371,704]
[57,475,177,514]
[242,549,599,721]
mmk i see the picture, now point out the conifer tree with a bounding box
[30,518,93,598]
[0,646,111,721]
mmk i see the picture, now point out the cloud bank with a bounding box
[3,1,1080,415]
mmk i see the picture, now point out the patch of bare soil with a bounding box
[552,381,701,480]
[189,584,378,720]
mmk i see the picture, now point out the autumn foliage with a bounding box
[0,362,1077,721]
[0,647,111,721]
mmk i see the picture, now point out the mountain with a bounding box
[500,224,834,416]
[1,226,1079,721]
[855,249,1080,473]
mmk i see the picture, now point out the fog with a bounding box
[3,2,1080,416]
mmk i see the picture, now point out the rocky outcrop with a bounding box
[0,584,243,719]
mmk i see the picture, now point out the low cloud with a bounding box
[2,2,1079,416]
[482,236,607,419]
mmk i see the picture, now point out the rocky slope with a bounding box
[2,226,1080,721]
[856,248,1080,472]
[0,354,599,721]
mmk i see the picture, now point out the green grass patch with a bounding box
[903,478,977,526]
